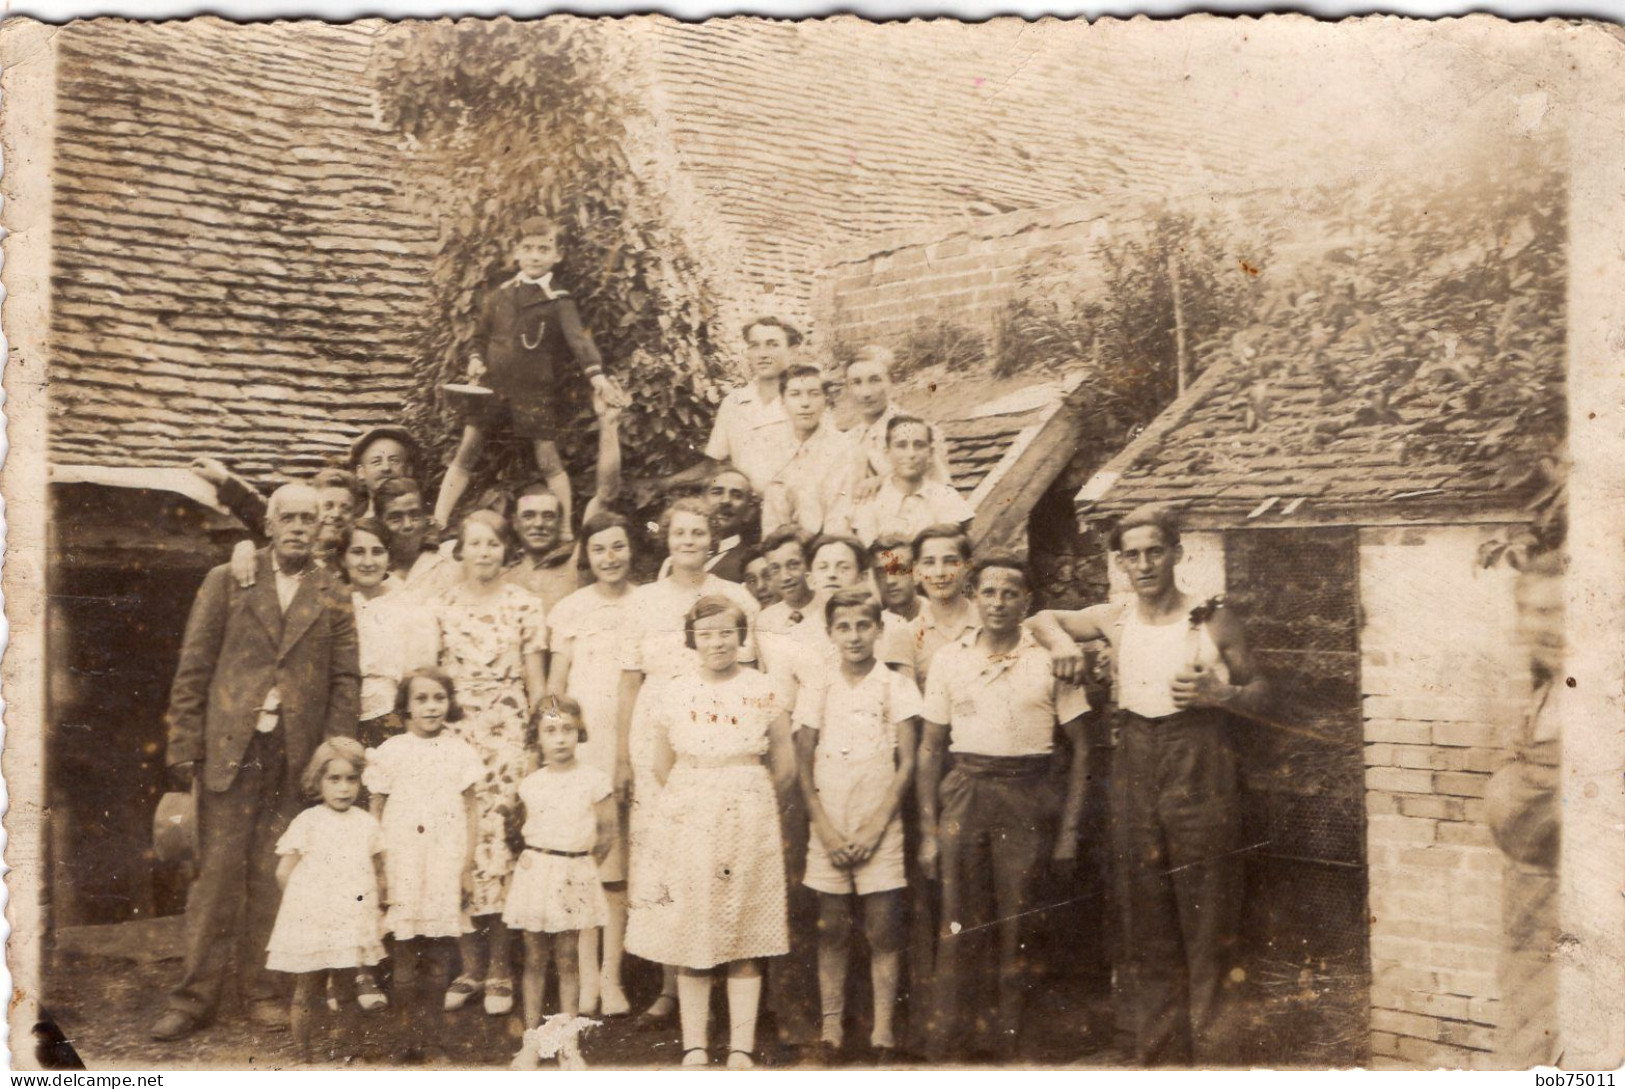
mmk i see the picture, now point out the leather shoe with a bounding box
[149,1010,200,1041]
[247,999,290,1031]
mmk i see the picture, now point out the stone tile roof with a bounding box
[642,18,1308,328]
[1079,159,1566,527]
[50,19,438,483]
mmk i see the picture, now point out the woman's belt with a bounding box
[526,846,590,858]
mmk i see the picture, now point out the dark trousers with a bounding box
[900,801,938,1054]
[928,754,1057,1060]
[168,730,301,1020]
[1111,708,1242,1066]
[768,785,820,1046]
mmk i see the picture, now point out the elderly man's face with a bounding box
[514,493,564,557]
[357,438,409,495]
[269,490,320,568]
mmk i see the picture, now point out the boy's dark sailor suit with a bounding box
[474,271,606,439]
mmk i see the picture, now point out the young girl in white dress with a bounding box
[268,737,387,1062]
[625,596,795,1069]
[365,668,484,1065]
[503,696,615,1069]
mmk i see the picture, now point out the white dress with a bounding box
[364,732,485,939]
[624,669,789,970]
[266,805,386,973]
[502,763,612,933]
[618,575,760,932]
[547,583,634,883]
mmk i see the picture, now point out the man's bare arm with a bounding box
[1172,606,1270,720]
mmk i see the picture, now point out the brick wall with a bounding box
[1358,524,1528,1069]
[814,202,1119,348]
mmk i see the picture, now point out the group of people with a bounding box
[148,212,1269,1069]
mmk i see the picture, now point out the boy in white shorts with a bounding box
[793,587,921,1064]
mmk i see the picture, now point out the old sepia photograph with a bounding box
[2,10,1622,1072]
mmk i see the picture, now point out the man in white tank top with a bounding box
[1030,505,1268,1066]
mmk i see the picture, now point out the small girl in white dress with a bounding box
[268,737,386,1061]
[504,696,615,1069]
[365,668,484,1065]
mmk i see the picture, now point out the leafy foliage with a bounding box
[368,19,725,514]
[994,212,1269,476]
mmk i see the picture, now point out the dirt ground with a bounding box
[38,895,1363,1070]
[39,942,1121,1070]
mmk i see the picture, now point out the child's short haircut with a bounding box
[809,533,872,575]
[825,586,883,628]
[516,215,557,241]
[394,667,465,723]
[531,693,588,743]
[312,467,366,509]
[762,524,817,565]
[778,362,827,395]
[301,737,368,801]
[885,414,934,446]
[742,315,803,348]
[913,522,973,561]
[684,594,749,650]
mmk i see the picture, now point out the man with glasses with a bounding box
[1030,505,1268,1066]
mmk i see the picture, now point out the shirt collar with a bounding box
[512,271,554,291]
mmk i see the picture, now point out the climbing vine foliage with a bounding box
[369,19,724,508]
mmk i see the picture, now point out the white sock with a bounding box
[725,971,763,1055]
[677,972,712,1052]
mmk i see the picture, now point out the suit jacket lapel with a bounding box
[248,552,284,646]
[279,569,323,661]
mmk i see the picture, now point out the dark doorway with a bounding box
[1223,527,1370,1066]
[46,484,236,931]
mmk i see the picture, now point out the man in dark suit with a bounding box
[150,483,361,1041]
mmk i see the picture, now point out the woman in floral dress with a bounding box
[433,510,547,1018]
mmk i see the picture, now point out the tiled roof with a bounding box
[50,20,438,483]
[640,18,1311,329]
